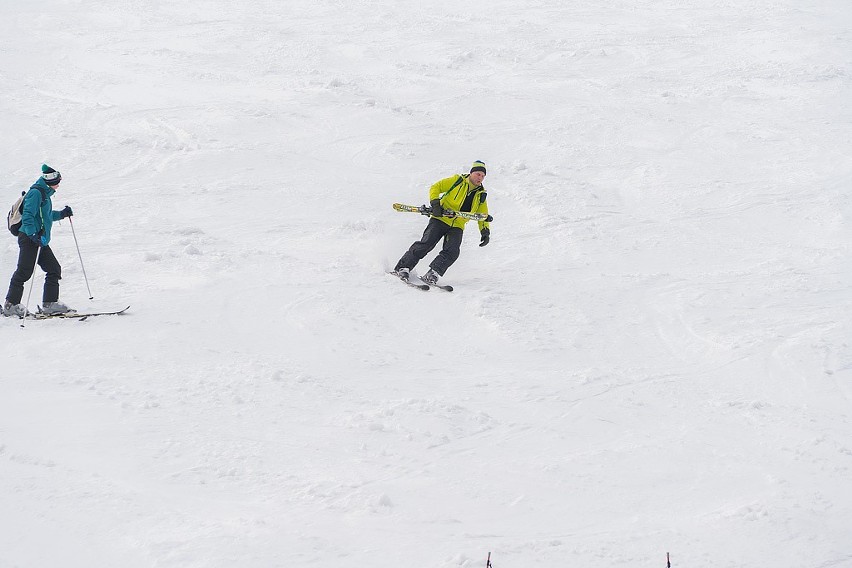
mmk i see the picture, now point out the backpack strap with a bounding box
[438,174,467,200]
[35,185,48,205]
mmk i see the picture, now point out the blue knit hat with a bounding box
[470,160,486,175]
[41,164,61,185]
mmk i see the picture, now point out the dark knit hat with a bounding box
[470,160,486,175]
[42,164,61,185]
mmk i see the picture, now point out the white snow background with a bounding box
[2,1,852,567]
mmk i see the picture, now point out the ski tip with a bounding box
[417,277,453,292]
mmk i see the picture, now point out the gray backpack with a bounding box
[7,186,46,236]
[7,192,25,236]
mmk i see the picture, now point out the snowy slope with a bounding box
[2,1,852,567]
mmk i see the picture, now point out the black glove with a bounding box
[479,228,490,247]
[27,231,46,247]
[60,205,73,219]
[430,199,444,218]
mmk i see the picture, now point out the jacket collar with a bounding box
[32,178,56,198]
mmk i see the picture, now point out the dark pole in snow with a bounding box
[20,245,42,328]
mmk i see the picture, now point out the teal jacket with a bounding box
[20,178,62,245]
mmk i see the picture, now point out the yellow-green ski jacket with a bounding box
[429,174,490,232]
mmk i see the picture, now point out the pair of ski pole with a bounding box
[21,218,92,326]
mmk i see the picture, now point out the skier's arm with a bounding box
[477,195,490,233]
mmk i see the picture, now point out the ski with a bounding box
[419,276,453,292]
[32,305,131,321]
[392,203,490,222]
[388,272,429,291]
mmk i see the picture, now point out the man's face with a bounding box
[469,171,485,185]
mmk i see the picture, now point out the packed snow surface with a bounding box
[2,1,851,567]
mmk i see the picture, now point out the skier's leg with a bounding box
[38,245,62,304]
[5,235,39,305]
[428,227,464,276]
[395,219,449,271]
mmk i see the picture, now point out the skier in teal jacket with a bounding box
[3,165,74,317]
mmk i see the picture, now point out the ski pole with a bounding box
[21,245,42,328]
[68,217,93,299]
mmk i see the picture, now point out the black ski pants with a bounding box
[6,234,62,304]
[395,218,464,276]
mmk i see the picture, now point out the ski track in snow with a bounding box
[2,1,852,567]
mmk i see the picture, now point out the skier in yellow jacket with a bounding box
[394,161,491,285]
